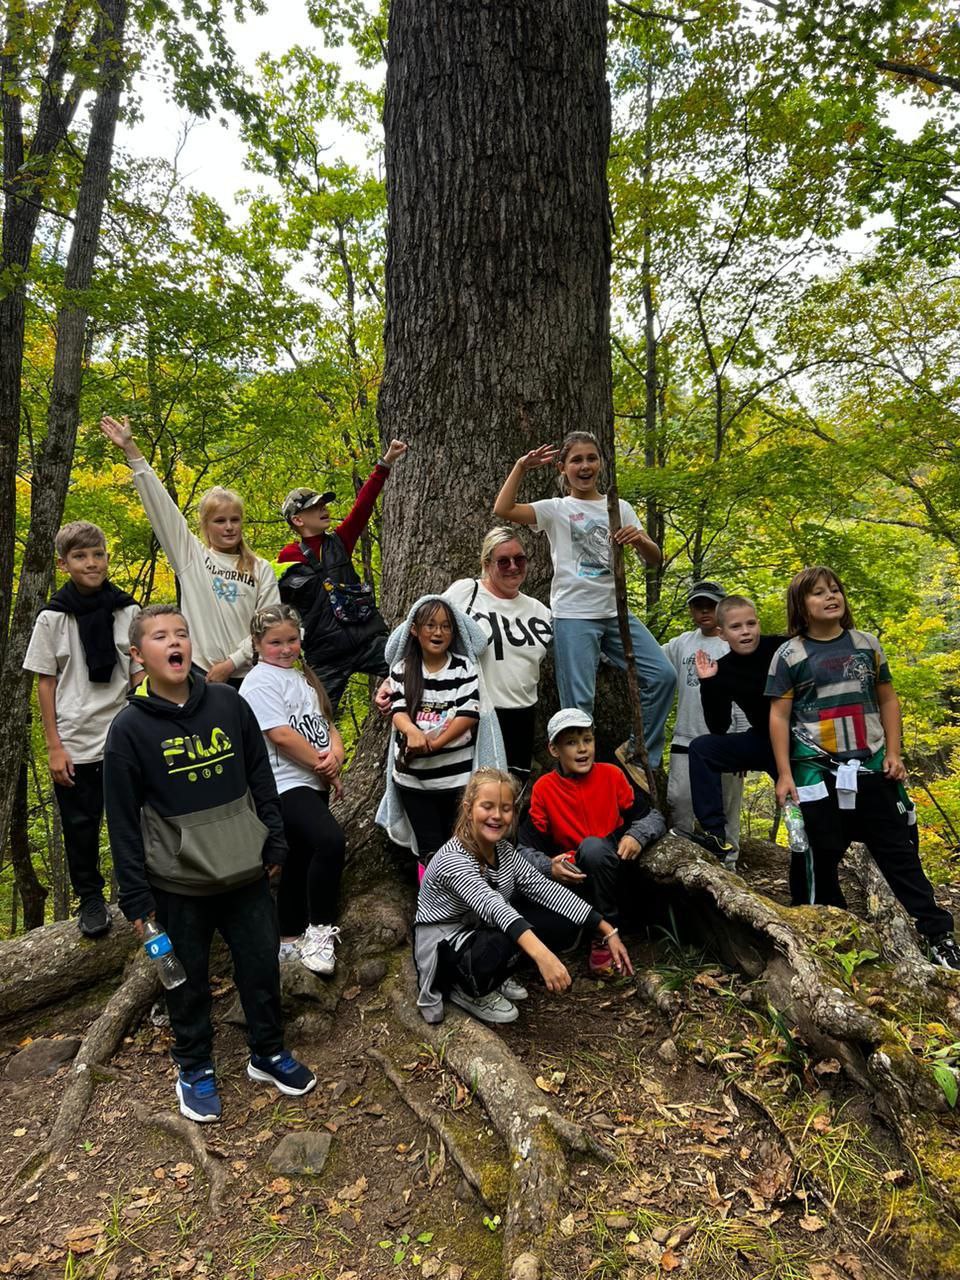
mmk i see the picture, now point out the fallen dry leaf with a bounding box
[267,1178,292,1195]
[335,1174,368,1202]
[660,1248,683,1271]
[831,1252,868,1279]
[558,1214,576,1238]
[808,1266,843,1280]
[811,1113,832,1134]
[813,1058,842,1076]
[535,1075,560,1095]
[171,1162,193,1178]
[799,1214,827,1233]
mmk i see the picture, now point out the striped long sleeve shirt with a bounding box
[389,653,479,790]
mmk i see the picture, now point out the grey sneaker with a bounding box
[299,924,340,975]
[499,977,529,1001]
[929,933,960,970]
[449,987,519,1024]
[78,898,111,938]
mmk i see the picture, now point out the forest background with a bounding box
[2,0,960,933]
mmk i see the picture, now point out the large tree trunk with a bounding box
[0,0,127,855]
[340,0,613,862]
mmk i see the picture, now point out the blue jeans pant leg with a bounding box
[600,615,677,767]
[552,618,605,714]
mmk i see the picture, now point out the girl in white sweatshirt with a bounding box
[101,416,279,683]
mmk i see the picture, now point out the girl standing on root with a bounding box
[767,566,960,967]
[414,768,633,1025]
[494,433,676,766]
[240,605,346,975]
[376,595,505,868]
[101,415,279,684]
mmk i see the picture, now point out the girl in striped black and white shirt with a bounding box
[414,769,633,1024]
[387,597,481,866]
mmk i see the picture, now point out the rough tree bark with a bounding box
[339,0,613,865]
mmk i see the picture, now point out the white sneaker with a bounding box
[449,986,519,1024]
[499,977,528,1001]
[299,923,340,975]
[278,940,299,962]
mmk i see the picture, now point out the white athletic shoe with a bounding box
[299,923,340,975]
[499,977,529,1001]
[278,940,299,962]
[449,987,519,1024]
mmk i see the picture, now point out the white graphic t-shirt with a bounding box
[443,580,552,709]
[530,495,641,618]
[239,662,331,794]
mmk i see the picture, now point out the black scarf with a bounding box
[42,580,137,683]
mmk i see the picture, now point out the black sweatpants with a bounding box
[435,898,582,999]
[54,761,106,906]
[800,772,953,939]
[308,633,388,714]
[276,786,345,936]
[396,784,464,865]
[494,705,536,782]
[153,875,283,1071]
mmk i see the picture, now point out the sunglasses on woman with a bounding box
[494,554,528,571]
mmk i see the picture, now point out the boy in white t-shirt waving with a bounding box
[23,522,140,937]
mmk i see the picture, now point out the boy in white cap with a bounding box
[518,708,664,976]
[662,581,748,856]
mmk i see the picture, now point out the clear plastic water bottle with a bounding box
[783,802,810,854]
[142,920,187,989]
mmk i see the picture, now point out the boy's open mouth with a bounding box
[168,651,184,668]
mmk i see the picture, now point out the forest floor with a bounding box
[1,845,959,1280]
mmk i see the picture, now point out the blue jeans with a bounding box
[552,615,676,766]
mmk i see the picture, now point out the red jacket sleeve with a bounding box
[336,464,390,556]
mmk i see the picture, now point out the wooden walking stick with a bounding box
[606,484,659,802]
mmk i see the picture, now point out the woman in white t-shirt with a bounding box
[240,605,346,976]
[443,527,552,781]
[494,431,676,768]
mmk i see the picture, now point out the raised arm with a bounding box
[492,445,559,525]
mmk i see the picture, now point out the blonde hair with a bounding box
[454,768,519,860]
[480,526,526,574]
[197,486,257,578]
[250,603,334,719]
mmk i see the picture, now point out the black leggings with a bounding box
[435,898,581,998]
[277,786,346,936]
[396,784,464,864]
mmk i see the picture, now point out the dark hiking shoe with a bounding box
[929,933,960,970]
[176,1066,221,1123]
[671,827,736,861]
[247,1052,317,1097]
[78,898,111,938]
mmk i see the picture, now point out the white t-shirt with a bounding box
[661,629,749,747]
[442,579,552,709]
[23,606,141,763]
[239,662,331,794]
[530,495,641,619]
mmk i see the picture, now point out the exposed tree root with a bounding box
[0,908,136,1022]
[389,958,614,1280]
[634,969,682,1018]
[367,1046,502,1211]
[640,833,959,1129]
[130,1101,228,1215]
[2,958,158,1204]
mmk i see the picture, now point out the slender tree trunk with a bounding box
[339,0,613,868]
[9,749,46,929]
[0,0,128,857]
[640,57,663,613]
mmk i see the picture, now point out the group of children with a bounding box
[23,419,959,1123]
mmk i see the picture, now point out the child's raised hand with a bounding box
[518,443,559,472]
[100,414,133,449]
[383,439,408,466]
[694,649,718,680]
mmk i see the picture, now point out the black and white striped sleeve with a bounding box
[420,843,529,942]
[505,845,600,930]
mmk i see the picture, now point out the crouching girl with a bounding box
[414,768,632,1024]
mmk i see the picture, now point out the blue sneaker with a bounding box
[175,1066,221,1123]
[247,1051,316,1097]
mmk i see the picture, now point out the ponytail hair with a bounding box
[556,431,604,494]
[250,603,334,719]
[454,768,519,860]
[198,486,257,578]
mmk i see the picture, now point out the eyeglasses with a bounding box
[421,621,453,634]
[494,555,528,571]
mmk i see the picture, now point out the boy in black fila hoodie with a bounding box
[104,604,316,1124]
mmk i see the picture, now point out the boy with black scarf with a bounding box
[23,522,140,936]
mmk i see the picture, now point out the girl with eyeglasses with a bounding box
[240,605,346,976]
[494,432,676,770]
[443,527,552,782]
[376,595,506,871]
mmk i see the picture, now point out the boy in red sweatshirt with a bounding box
[518,709,664,975]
